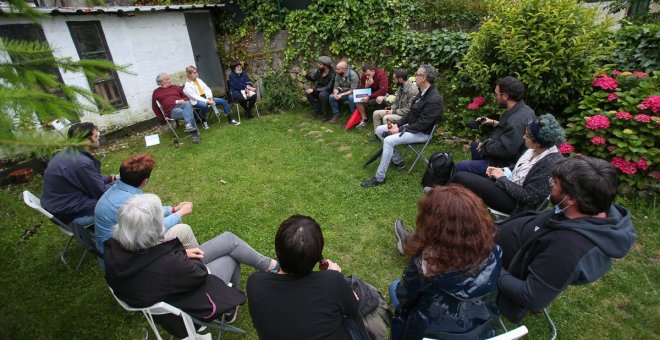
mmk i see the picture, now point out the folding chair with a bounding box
[489,195,551,222]
[225,79,261,121]
[486,325,529,340]
[401,123,437,175]
[499,310,553,340]
[156,100,197,147]
[71,220,102,270]
[109,287,245,340]
[50,118,72,138]
[22,190,95,270]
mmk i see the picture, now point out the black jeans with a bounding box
[305,90,331,116]
[448,171,516,214]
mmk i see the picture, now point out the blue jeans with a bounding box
[69,215,95,231]
[375,125,429,181]
[389,279,400,309]
[454,142,489,177]
[329,94,356,116]
[194,98,231,116]
[169,101,197,133]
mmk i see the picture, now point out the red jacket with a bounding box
[359,68,391,99]
[152,86,189,121]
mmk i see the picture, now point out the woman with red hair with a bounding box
[390,185,501,339]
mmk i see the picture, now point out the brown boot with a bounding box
[327,115,339,124]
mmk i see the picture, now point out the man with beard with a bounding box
[305,56,335,120]
[41,122,118,228]
[328,60,359,124]
[455,76,536,177]
[371,68,417,138]
[495,156,636,323]
[354,62,391,129]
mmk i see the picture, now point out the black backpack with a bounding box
[421,152,454,187]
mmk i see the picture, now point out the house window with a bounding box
[67,21,127,109]
[0,24,65,90]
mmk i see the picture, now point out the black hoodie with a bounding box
[496,204,636,323]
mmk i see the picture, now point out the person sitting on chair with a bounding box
[371,68,417,136]
[449,114,565,215]
[390,185,501,339]
[361,64,443,188]
[152,72,200,144]
[104,194,279,336]
[228,60,257,119]
[41,122,117,229]
[95,153,198,265]
[183,65,240,127]
[496,156,637,323]
[246,215,370,340]
[454,76,536,177]
[354,62,391,129]
[304,56,335,121]
[328,60,359,124]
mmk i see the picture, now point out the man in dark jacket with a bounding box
[455,76,536,176]
[304,55,335,120]
[361,64,443,188]
[496,156,637,323]
[41,122,116,227]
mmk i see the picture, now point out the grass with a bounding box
[0,110,658,339]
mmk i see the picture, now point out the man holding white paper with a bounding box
[354,63,391,129]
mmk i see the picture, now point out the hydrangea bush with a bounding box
[563,71,660,189]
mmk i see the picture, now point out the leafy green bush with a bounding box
[562,71,659,189]
[385,30,470,71]
[412,0,491,30]
[456,0,615,115]
[612,22,660,74]
[258,72,304,113]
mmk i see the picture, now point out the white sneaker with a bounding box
[202,122,209,129]
[356,120,368,129]
[229,119,240,125]
[184,123,196,133]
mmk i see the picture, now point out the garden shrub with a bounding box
[258,72,304,113]
[456,0,615,115]
[612,22,660,74]
[412,0,491,30]
[562,71,659,189]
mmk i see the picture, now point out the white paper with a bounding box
[353,88,372,103]
[145,134,160,147]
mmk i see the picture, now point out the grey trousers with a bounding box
[375,124,429,181]
[199,232,271,287]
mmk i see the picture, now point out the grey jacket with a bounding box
[482,101,536,167]
[390,80,418,118]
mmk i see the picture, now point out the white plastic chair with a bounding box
[50,118,72,138]
[109,287,245,340]
[486,325,529,340]
[22,190,94,270]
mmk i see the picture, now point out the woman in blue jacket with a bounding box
[228,60,257,119]
[391,185,502,339]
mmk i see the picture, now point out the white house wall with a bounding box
[3,11,198,132]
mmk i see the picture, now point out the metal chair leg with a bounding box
[75,249,89,271]
[60,235,74,268]
[543,308,557,340]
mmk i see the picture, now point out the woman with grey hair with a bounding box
[104,194,278,333]
[449,114,565,215]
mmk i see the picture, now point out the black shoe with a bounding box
[368,135,380,143]
[361,177,386,188]
[392,161,406,170]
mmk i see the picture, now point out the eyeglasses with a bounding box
[549,177,555,187]
[495,92,506,97]
[415,73,424,77]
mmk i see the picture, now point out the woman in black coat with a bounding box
[449,114,565,215]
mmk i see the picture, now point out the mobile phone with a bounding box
[319,257,329,270]
[477,116,487,124]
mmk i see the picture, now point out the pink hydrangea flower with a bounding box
[590,136,606,145]
[467,96,485,110]
[592,76,618,90]
[558,143,574,154]
[586,115,611,130]
[635,114,651,123]
[633,71,649,78]
[616,111,632,120]
[636,157,648,171]
[607,145,617,152]
[607,93,619,101]
[637,96,660,113]
[612,70,621,76]
[610,156,637,175]
[649,171,660,179]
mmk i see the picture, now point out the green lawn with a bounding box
[0,111,657,339]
